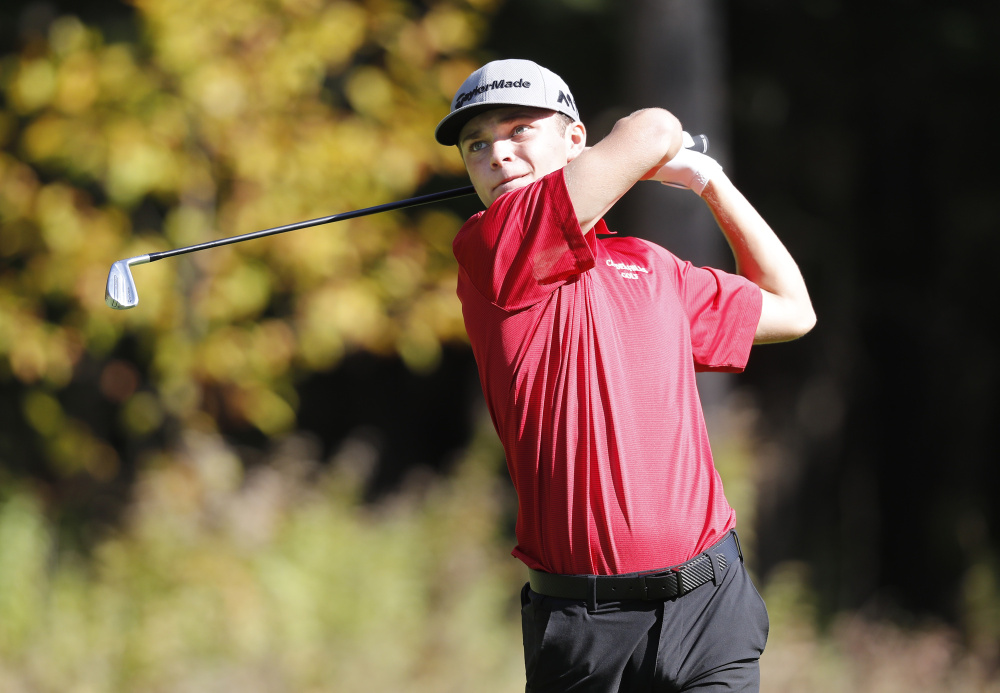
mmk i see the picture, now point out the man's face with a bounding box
[458,106,584,208]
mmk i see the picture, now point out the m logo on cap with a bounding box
[558,90,576,112]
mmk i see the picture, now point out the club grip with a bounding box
[686,133,709,154]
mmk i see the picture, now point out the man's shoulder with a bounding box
[454,170,572,254]
[455,209,486,240]
[599,234,672,263]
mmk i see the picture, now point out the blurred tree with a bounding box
[621,0,733,415]
[0,0,497,538]
[724,0,1000,632]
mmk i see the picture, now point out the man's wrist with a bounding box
[651,149,723,196]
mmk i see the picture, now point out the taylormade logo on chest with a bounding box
[607,258,650,280]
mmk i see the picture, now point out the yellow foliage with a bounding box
[22,390,65,436]
[0,423,527,692]
[0,0,493,481]
[8,59,58,113]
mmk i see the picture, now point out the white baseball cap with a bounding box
[435,59,580,146]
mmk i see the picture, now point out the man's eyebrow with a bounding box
[459,111,541,146]
[459,127,482,146]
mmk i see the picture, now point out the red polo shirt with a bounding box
[454,169,762,575]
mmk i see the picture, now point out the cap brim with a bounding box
[434,102,508,146]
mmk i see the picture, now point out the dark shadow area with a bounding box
[294,345,483,501]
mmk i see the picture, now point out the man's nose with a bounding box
[490,140,514,167]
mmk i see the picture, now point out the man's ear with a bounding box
[565,121,587,161]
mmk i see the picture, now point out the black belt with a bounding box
[528,531,742,602]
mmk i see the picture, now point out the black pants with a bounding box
[520,558,768,692]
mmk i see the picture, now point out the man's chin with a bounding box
[492,177,531,201]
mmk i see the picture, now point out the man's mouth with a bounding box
[493,174,527,193]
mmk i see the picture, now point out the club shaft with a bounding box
[148,185,477,262]
[144,133,708,263]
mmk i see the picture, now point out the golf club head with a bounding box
[105,255,149,310]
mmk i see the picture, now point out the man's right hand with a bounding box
[649,141,723,196]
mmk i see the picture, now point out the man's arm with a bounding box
[701,174,816,343]
[563,108,684,233]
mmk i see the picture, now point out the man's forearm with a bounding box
[701,174,816,343]
[565,108,683,233]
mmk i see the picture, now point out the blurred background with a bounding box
[1,0,998,690]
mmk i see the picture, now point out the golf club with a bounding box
[105,134,710,310]
[105,186,476,310]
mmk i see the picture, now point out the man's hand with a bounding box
[648,136,723,196]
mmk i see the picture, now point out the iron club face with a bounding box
[105,255,150,310]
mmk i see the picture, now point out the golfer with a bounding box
[435,59,815,692]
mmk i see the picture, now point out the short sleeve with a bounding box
[453,169,596,312]
[672,258,763,372]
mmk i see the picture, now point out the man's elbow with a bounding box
[793,302,818,338]
[781,298,817,341]
[754,296,817,344]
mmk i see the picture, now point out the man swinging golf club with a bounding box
[436,58,815,692]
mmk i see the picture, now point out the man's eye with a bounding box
[468,141,487,152]
[513,125,529,135]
